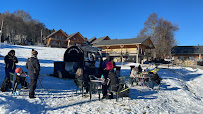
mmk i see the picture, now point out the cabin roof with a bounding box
[46,29,69,38]
[92,36,110,44]
[171,46,203,55]
[94,37,149,46]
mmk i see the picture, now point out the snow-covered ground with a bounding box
[0,43,203,114]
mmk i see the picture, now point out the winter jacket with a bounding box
[111,60,116,68]
[108,70,119,91]
[26,57,40,79]
[4,55,18,70]
[102,60,108,70]
[151,73,161,85]
[130,70,138,77]
[138,65,142,73]
[95,60,100,68]
[75,73,90,89]
[106,61,113,70]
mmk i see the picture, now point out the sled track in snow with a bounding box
[167,69,202,101]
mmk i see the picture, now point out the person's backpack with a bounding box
[1,77,10,92]
[119,84,130,97]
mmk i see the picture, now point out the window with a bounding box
[61,42,64,45]
[53,41,56,45]
[61,36,64,39]
[69,43,73,46]
[55,35,58,39]
[73,38,76,41]
[189,57,195,60]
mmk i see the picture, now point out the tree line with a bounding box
[137,13,179,59]
[0,10,55,45]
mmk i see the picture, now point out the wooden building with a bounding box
[88,37,97,44]
[90,36,111,45]
[45,29,85,48]
[171,46,203,65]
[13,35,27,45]
[93,37,155,63]
[67,32,85,47]
[45,29,69,47]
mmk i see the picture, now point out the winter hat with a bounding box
[32,49,38,56]
[8,50,15,55]
[106,61,113,70]
[15,67,22,73]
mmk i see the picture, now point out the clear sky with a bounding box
[1,0,203,46]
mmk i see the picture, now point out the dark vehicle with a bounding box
[148,59,170,64]
[53,46,102,78]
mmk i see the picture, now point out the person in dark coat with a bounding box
[4,50,18,79]
[75,68,89,93]
[102,61,119,99]
[108,68,119,99]
[151,70,161,85]
[138,65,142,74]
[101,58,112,99]
[108,69,119,91]
[26,49,40,98]
[94,57,101,78]
[109,57,116,69]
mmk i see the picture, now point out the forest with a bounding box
[0,10,55,45]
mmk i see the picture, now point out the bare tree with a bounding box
[14,10,32,22]
[1,10,52,45]
[137,13,158,42]
[137,13,179,59]
[155,18,179,58]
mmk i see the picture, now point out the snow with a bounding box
[0,43,203,114]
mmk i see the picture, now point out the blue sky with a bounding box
[1,0,203,46]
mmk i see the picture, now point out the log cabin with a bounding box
[45,29,85,48]
[93,37,155,63]
[171,46,203,65]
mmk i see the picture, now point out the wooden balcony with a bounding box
[107,50,145,56]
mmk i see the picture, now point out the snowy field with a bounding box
[0,43,203,114]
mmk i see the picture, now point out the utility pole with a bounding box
[0,19,3,44]
[41,29,43,45]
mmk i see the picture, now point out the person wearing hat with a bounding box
[26,49,40,98]
[4,50,18,79]
[13,67,27,93]
[150,66,159,73]
[107,61,119,99]
[148,70,162,89]
[102,61,119,99]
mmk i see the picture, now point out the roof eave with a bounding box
[93,43,142,47]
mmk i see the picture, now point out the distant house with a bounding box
[46,29,69,47]
[171,46,203,65]
[45,29,85,48]
[67,32,85,47]
[13,35,27,45]
[91,36,111,45]
[88,37,97,44]
[93,37,154,63]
